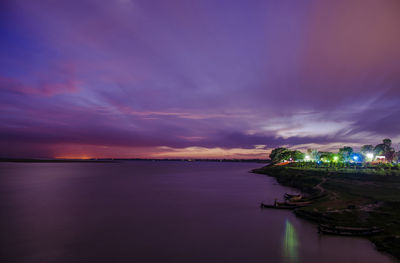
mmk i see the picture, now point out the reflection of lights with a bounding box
[283,219,299,263]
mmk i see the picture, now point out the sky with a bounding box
[1,0,400,159]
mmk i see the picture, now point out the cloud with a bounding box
[0,76,79,96]
[151,146,269,159]
[261,112,354,139]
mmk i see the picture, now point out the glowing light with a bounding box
[305,155,310,160]
[353,155,359,161]
[55,155,92,160]
[366,153,374,160]
[333,156,338,161]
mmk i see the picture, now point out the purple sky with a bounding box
[1,0,400,158]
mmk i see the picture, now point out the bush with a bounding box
[283,161,400,176]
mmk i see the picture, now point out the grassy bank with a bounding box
[253,164,400,260]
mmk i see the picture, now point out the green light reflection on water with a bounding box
[282,219,300,263]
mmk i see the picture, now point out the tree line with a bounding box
[269,138,398,164]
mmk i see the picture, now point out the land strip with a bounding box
[253,164,400,260]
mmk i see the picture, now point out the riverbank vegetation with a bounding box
[270,138,399,165]
[286,162,400,176]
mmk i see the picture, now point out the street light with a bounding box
[366,153,374,161]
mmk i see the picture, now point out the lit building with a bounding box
[375,155,386,163]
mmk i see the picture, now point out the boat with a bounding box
[280,201,312,206]
[318,224,383,236]
[260,201,310,210]
[260,202,298,210]
[284,193,302,201]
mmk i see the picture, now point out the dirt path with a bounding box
[314,177,340,200]
[314,177,327,193]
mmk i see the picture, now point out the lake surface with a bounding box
[0,161,397,263]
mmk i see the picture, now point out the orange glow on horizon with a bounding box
[49,143,271,160]
[54,155,93,160]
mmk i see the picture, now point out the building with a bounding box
[375,155,386,163]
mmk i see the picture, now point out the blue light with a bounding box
[353,155,359,161]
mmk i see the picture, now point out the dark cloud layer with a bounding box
[1,0,400,158]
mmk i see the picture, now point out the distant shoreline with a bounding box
[0,158,115,163]
[0,158,269,163]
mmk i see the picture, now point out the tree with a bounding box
[291,150,305,161]
[338,146,353,162]
[374,144,388,156]
[270,148,305,163]
[360,145,374,154]
[319,152,334,162]
[386,150,396,163]
[269,148,291,163]
[360,145,374,161]
[374,138,393,157]
[383,138,392,147]
[395,152,400,163]
[307,149,320,161]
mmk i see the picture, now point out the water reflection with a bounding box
[282,219,299,263]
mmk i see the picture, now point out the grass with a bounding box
[253,164,400,260]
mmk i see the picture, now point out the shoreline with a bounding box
[0,158,267,163]
[252,165,400,261]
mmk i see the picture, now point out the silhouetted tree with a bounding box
[338,146,353,162]
[360,145,374,154]
[319,152,334,162]
[374,138,393,157]
[291,150,305,161]
[386,150,396,163]
[383,138,392,147]
[269,148,291,163]
[270,148,305,163]
[307,149,320,161]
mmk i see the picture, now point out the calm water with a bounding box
[0,161,397,263]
